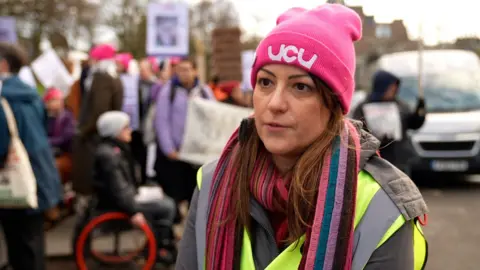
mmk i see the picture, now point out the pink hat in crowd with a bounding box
[169,56,181,66]
[43,87,63,102]
[116,53,133,71]
[147,56,159,73]
[89,44,117,61]
[251,4,362,114]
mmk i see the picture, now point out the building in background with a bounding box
[350,6,417,90]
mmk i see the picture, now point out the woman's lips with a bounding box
[265,122,288,131]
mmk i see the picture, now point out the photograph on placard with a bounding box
[146,2,189,56]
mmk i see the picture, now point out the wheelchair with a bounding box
[73,198,175,270]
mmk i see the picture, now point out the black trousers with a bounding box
[136,197,176,247]
[131,131,147,185]
[0,212,45,270]
[155,150,197,204]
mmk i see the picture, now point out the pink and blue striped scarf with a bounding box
[205,120,361,270]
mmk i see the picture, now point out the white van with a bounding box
[355,50,480,175]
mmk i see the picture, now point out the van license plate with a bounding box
[431,160,469,172]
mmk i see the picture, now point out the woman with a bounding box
[176,4,428,270]
[93,111,177,264]
[0,42,62,270]
[44,87,76,184]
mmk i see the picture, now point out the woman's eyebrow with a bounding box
[259,68,309,80]
[288,74,310,79]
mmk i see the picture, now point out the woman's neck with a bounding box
[272,154,297,175]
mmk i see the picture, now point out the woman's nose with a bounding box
[266,86,288,113]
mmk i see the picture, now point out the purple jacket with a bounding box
[47,109,76,153]
[155,78,214,156]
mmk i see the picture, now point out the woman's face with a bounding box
[45,99,63,114]
[253,64,331,157]
[117,126,132,143]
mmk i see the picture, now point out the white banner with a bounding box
[362,102,402,141]
[0,17,17,43]
[18,67,36,88]
[146,2,189,56]
[241,50,255,91]
[179,98,253,165]
[31,49,74,94]
[120,74,140,131]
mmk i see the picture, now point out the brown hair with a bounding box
[178,56,197,69]
[0,42,28,74]
[231,76,345,243]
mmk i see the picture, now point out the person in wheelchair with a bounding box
[93,111,177,264]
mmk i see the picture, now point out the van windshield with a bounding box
[398,71,480,113]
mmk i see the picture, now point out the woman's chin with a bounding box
[262,139,295,156]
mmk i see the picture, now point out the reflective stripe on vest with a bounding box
[195,163,425,270]
[352,187,402,269]
[195,162,216,270]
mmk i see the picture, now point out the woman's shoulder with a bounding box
[197,160,219,190]
[360,156,428,221]
[95,142,122,161]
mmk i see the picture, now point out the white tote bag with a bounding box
[0,97,38,208]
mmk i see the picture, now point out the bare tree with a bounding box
[189,0,239,54]
[101,0,147,58]
[0,0,100,57]
[98,0,239,58]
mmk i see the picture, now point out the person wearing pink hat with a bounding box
[44,87,76,184]
[115,53,133,74]
[176,4,428,270]
[72,43,124,195]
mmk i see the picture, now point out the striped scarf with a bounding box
[205,120,361,270]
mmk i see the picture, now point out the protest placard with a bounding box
[179,98,253,165]
[362,102,402,141]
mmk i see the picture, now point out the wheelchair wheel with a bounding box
[75,212,156,270]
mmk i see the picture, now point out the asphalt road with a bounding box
[420,174,480,270]
[44,174,480,270]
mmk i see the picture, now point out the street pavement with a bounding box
[33,175,480,269]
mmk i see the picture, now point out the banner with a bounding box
[241,50,255,91]
[120,74,140,131]
[18,67,36,88]
[179,98,253,165]
[146,2,189,56]
[0,17,17,43]
[362,102,402,141]
[30,49,74,94]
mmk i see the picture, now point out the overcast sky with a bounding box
[188,0,480,45]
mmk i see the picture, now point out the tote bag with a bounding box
[0,96,38,208]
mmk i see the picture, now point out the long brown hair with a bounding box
[231,76,345,243]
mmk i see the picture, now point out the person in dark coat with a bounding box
[72,44,124,196]
[352,70,426,174]
[0,42,62,270]
[93,111,177,264]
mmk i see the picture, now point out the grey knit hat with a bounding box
[96,111,130,138]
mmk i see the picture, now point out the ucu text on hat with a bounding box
[267,44,318,70]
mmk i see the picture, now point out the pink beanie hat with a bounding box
[251,4,362,114]
[148,56,160,73]
[89,44,117,61]
[43,87,63,102]
[116,53,133,70]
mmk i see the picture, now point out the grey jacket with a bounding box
[176,129,428,270]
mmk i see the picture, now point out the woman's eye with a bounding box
[293,83,312,92]
[257,78,273,88]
